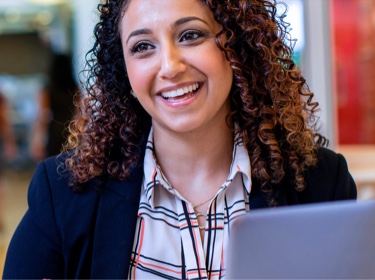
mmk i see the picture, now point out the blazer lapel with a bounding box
[250,179,291,209]
[90,166,143,279]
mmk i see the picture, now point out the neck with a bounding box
[152,120,234,203]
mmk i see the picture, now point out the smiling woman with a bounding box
[2,0,357,279]
[121,0,233,137]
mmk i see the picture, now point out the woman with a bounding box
[3,0,356,279]
[0,92,18,232]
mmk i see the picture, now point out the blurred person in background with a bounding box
[0,91,18,231]
[0,93,18,161]
[29,53,76,161]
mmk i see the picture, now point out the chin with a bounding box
[155,120,204,135]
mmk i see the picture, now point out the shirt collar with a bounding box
[142,127,252,209]
[225,131,252,196]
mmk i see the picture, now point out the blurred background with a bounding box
[0,0,375,274]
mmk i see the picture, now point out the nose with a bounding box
[158,42,187,79]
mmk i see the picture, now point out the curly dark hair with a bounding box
[65,0,327,204]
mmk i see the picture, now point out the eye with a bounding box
[130,42,154,54]
[179,30,205,43]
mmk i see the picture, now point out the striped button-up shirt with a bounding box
[128,128,252,279]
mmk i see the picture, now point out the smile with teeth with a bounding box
[161,83,200,100]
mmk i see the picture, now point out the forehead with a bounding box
[121,0,214,31]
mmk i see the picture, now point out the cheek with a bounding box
[124,51,156,93]
[196,44,231,75]
[200,51,232,86]
[125,61,144,91]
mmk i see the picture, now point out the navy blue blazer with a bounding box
[2,147,356,279]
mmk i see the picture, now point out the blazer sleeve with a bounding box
[2,161,64,279]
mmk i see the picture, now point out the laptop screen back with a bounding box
[225,200,375,279]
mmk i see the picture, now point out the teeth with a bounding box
[161,83,199,99]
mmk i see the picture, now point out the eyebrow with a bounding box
[126,28,152,45]
[173,16,209,28]
[125,16,209,45]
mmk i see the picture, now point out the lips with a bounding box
[160,83,200,101]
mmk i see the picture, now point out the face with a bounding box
[120,0,233,136]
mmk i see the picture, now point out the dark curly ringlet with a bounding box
[64,0,327,204]
[205,0,328,205]
[64,0,150,191]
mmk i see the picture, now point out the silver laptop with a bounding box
[225,200,375,279]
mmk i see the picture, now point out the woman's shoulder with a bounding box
[300,146,357,202]
[310,146,352,179]
[316,146,344,163]
[28,153,100,210]
[31,151,143,203]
